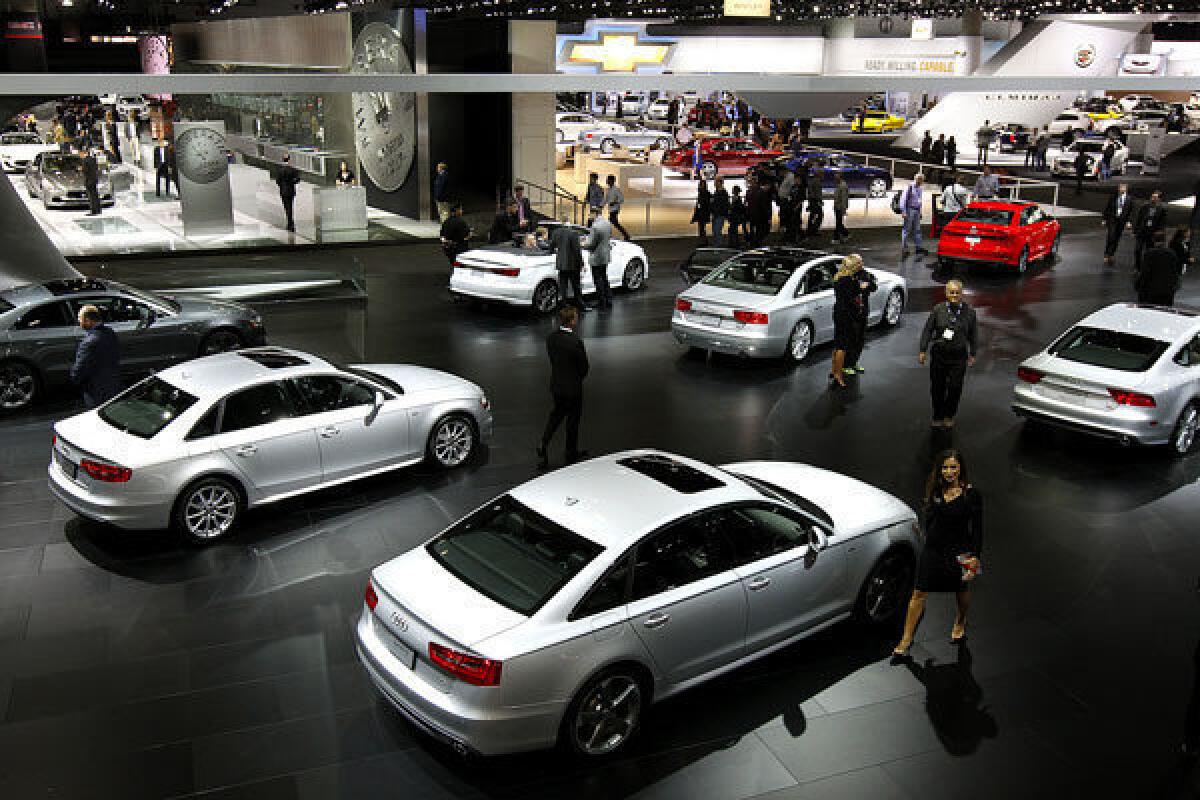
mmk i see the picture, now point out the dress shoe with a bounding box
[943,418,955,428]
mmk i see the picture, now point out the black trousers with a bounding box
[845,315,867,368]
[976,146,988,166]
[834,210,849,240]
[930,356,968,420]
[85,183,101,214]
[609,209,630,240]
[592,263,613,308]
[558,270,584,306]
[542,392,582,456]
[1104,224,1123,258]
[281,194,296,231]
[807,208,823,235]
[155,167,172,196]
[1134,235,1153,270]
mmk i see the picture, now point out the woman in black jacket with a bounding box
[691,180,712,245]
[894,449,984,657]
[1170,226,1191,267]
[829,253,868,388]
[728,185,746,247]
[710,177,730,247]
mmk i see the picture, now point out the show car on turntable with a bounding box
[576,124,674,155]
[555,112,623,144]
[671,248,906,362]
[756,151,893,198]
[1051,137,1129,178]
[0,278,265,413]
[661,137,784,180]
[449,222,649,313]
[0,132,53,173]
[24,151,115,210]
[1013,304,1200,456]
[355,449,919,757]
[48,347,493,541]
[850,111,906,134]
[936,201,1060,273]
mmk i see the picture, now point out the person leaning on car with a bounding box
[543,216,588,310]
[919,280,978,429]
[1102,183,1134,265]
[1134,190,1168,271]
[1136,231,1183,307]
[71,304,120,409]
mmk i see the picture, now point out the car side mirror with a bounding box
[374,391,385,408]
[807,527,828,551]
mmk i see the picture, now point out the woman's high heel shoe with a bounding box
[828,374,847,390]
[950,623,967,644]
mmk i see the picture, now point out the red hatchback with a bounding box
[937,201,1061,273]
[661,138,784,181]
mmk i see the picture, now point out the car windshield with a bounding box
[956,207,1013,226]
[2,133,41,145]
[114,282,181,313]
[1073,142,1105,153]
[701,256,796,295]
[98,377,197,438]
[41,154,83,175]
[426,495,603,616]
[687,249,738,270]
[1049,326,1169,372]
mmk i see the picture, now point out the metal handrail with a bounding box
[510,177,586,225]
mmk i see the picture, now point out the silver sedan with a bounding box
[49,347,492,541]
[671,248,906,361]
[577,124,674,154]
[356,450,918,757]
[1013,303,1200,456]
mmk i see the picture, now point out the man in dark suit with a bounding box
[153,139,174,197]
[275,154,301,232]
[439,203,471,264]
[537,305,589,469]
[82,147,101,216]
[511,184,534,232]
[70,304,120,408]
[1135,231,1182,306]
[544,219,588,310]
[1133,190,1168,271]
[1102,183,1134,265]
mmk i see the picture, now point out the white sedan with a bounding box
[0,132,53,173]
[555,112,623,144]
[1051,138,1129,178]
[450,222,649,313]
[48,347,493,542]
[646,98,671,120]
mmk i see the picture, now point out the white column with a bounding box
[509,21,556,194]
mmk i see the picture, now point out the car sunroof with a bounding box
[237,349,310,369]
[616,454,725,493]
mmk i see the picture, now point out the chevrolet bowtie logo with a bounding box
[564,32,672,73]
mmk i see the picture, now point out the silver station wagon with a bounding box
[671,248,906,362]
[356,450,919,758]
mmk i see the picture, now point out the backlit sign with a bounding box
[561,30,674,73]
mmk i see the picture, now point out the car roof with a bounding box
[1079,303,1200,342]
[966,200,1036,211]
[157,347,333,400]
[510,450,758,549]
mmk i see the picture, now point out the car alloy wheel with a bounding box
[868,178,888,198]
[858,550,914,624]
[1017,247,1029,274]
[533,280,559,313]
[883,288,904,327]
[569,672,643,757]
[1050,234,1061,261]
[600,138,616,155]
[787,321,813,363]
[700,161,718,180]
[623,258,646,291]
[0,361,37,411]
[179,479,240,542]
[1173,403,1199,457]
[429,415,475,468]
[200,329,245,356]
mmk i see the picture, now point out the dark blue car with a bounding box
[779,151,893,198]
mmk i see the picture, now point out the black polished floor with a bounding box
[2,223,1199,799]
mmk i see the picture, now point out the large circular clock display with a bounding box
[351,22,416,193]
[175,127,228,185]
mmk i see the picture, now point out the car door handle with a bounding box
[747,576,772,591]
[235,445,258,457]
[319,426,340,438]
[642,613,670,630]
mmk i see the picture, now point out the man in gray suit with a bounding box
[543,220,589,311]
[583,214,613,310]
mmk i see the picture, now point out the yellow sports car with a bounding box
[1085,105,1124,121]
[851,110,906,133]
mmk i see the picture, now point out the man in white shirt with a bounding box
[937,175,970,233]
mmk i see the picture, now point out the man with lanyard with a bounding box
[604,175,631,241]
[972,165,999,203]
[1102,183,1134,265]
[900,174,927,256]
[512,184,533,233]
[918,280,979,429]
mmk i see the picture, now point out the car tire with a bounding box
[1049,233,1061,262]
[426,413,477,469]
[198,328,245,356]
[1171,402,1199,458]
[173,476,243,544]
[868,178,889,198]
[599,138,616,155]
[700,161,718,180]
[0,359,40,413]
[854,548,915,625]
[880,288,904,328]
[532,279,559,314]
[786,320,813,364]
[622,258,646,291]
[560,666,648,759]
[1016,246,1029,274]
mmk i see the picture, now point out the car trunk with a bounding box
[679,284,778,329]
[1022,352,1155,411]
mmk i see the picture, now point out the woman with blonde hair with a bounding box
[829,253,866,388]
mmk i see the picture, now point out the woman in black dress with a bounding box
[829,253,868,389]
[334,160,356,187]
[691,180,711,245]
[894,449,983,656]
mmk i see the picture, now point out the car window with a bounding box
[219,381,297,433]
[801,262,835,295]
[1175,335,1200,367]
[73,296,152,324]
[571,556,632,620]
[13,301,71,330]
[631,513,734,602]
[290,375,375,414]
[187,404,220,440]
[957,207,1013,226]
[703,256,797,296]
[98,377,197,439]
[1050,326,1169,372]
[719,504,811,565]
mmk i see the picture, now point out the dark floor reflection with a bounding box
[903,644,998,756]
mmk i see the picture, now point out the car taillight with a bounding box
[452,260,461,268]
[1108,388,1156,407]
[80,458,132,482]
[429,642,502,686]
[1016,367,1044,384]
[364,581,378,611]
[496,268,520,277]
[675,298,692,311]
[585,133,594,138]
[733,310,769,325]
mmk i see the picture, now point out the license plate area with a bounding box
[965,236,981,245]
[54,448,79,480]
[385,633,417,670]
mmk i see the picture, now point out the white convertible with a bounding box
[450,222,649,313]
[0,132,53,173]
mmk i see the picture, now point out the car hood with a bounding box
[54,412,163,469]
[680,283,779,311]
[372,546,526,648]
[723,461,915,537]
[352,363,481,397]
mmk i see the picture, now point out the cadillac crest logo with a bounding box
[1074,44,1097,69]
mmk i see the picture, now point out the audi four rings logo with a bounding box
[390,612,409,632]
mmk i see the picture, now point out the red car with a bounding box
[661,137,784,181]
[937,201,1061,273]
